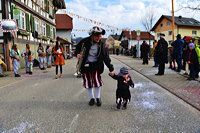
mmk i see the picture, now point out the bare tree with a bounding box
[141,6,157,44]
[177,0,200,11]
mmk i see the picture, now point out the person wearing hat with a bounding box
[75,26,114,107]
[171,34,184,72]
[109,67,134,110]
[186,43,199,80]
[182,36,192,73]
[155,33,168,75]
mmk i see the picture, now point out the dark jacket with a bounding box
[186,49,199,65]
[75,36,114,74]
[155,38,168,64]
[171,39,184,55]
[140,43,150,57]
[110,74,134,101]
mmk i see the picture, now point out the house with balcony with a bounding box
[56,14,73,59]
[0,0,65,70]
[151,15,200,44]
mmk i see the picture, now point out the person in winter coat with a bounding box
[140,41,150,65]
[46,45,52,68]
[25,44,34,75]
[153,40,158,67]
[75,26,114,107]
[37,43,46,70]
[54,41,65,79]
[109,67,134,110]
[182,36,192,73]
[155,33,168,75]
[195,40,200,78]
[171,34,184,72]
[186,43,199,80]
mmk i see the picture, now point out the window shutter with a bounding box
[25,13,30,32]
[45,0,49,13]
[30,15,35,32]
[53,28,55,39]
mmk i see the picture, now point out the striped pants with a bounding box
[82,70,103,89]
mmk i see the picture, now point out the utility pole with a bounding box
[172,0,175,41]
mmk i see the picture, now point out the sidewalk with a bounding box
[112,55,200,111]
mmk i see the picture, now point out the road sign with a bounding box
[136,36,140,40]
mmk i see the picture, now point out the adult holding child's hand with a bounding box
[75,26,114,107]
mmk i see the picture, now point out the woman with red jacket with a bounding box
[54,41,65,79]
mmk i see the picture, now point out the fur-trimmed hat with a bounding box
[120,67,129,75]
[88,26,105,36]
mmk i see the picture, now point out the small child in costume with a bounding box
[109,67,134,109]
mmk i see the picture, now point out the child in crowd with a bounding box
[109,67,134,110]
[187,43,199,80]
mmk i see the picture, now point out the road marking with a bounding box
[68,114,79,133]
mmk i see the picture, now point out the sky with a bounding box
[60,0,200,38]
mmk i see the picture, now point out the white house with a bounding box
[119,31,155,57]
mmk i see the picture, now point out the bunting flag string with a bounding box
[72,29,118,32]
[63,10,126,32]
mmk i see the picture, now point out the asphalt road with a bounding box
[0,57,200,133]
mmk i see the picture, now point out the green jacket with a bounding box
[195,44,200,63]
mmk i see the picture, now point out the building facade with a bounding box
[55,14,73,58]
[1,0,65,70]
[151,15,200,43]
[105,34,121,54]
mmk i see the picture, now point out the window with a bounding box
[28,0,32,8]
[19,10,26,30]
[50,27,53,39]
[40,0,44,9]
[192,31,197,35]
[36,5,39,12]
[160,24,163,27]
[42,22,46,36]
[35,18,39,32]
[168,31,172,36]
[49,1,53,16]
[166,22,170,26]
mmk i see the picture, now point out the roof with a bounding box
[119,31,154,40]
[151,15,200,31]
[110,35,121,40]
[56,14,73,30]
